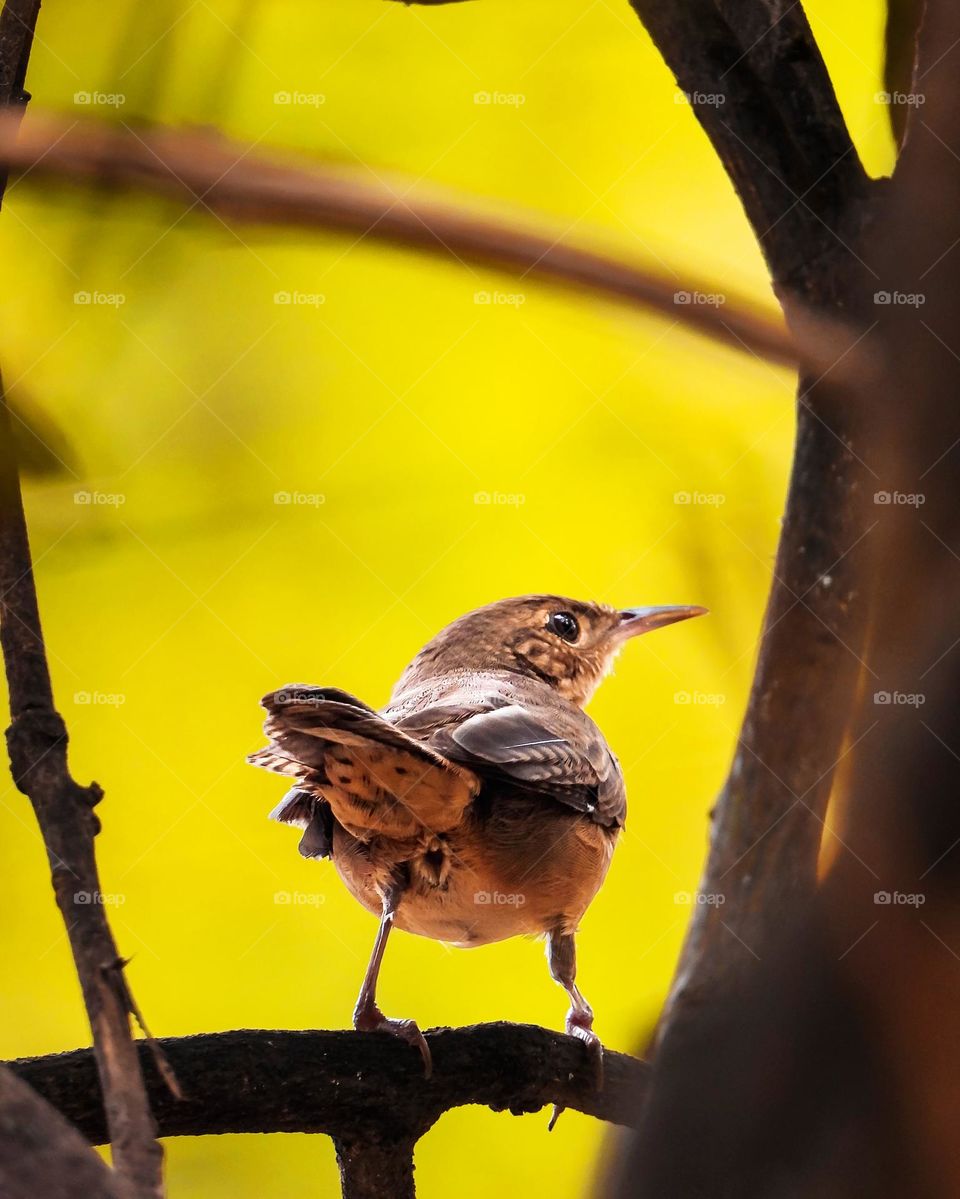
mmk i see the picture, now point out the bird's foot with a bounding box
[353,1003,432,1078]
[566,1010,604,1090]
[549,1012,604,1131]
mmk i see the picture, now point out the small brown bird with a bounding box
[248,595,705,1078]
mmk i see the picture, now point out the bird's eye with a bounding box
[546,611,579,642]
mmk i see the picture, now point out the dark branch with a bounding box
[0,362,167,1199]
[623,0,879,1058]
[334,1136,417,1199]
[0,111,797,369]
[628,0,872,302]
[624,1,960,1191]
[0,0,38,205]
[7,1025,649,1144]
[0,5,166,1193]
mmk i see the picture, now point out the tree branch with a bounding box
[0,110,797,369]
[0,0,38,210]
[0,8,167,1195]
[623,0,879,1057]
[334,1136,417,1199]
[6,1025,649,1145]
[0,388,167,1199]
[619,3,960,1191]
[628,0,872,301]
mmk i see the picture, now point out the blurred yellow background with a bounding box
[0,1,892,1195]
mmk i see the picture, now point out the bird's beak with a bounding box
[616,604,708,640]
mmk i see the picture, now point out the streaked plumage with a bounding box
[248,594,705,1080]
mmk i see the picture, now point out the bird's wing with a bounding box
[401,698,625,829]
[247,685,480,840]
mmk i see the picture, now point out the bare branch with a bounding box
[0,387,167,1198]
[623,0,880,1064]
[0,0,37,203]
[0,9,167,1195]
[7,1025,649,1144]
[334,1137,417,1199]
[0,110,797,369]
[621,3,960,1190]
[628,0,872,301]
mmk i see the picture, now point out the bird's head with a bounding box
[395,595,707,706]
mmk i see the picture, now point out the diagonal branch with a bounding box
[0,383,167,1199]
[628,0,872,301]
[0,110,797,368]
[0,4,167,1195]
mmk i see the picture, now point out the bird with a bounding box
[248,595,706,1083]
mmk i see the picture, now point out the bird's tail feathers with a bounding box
[268,786,315,826]
[248,680,479,839]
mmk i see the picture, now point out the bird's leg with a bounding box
[352,888,432,1077]
[547,929,604,1088]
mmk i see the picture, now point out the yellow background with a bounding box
[0,2,892,1195]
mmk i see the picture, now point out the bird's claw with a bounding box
[354,1007,433,1078]
[549,1015,604,1130]
[566,1013,604,1090]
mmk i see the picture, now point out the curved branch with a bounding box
[0,111,796,369]
[0,6,167,1196]
[628,0,871,301]
[625,0,878,1062]
[0,386,168,1195]
[8,1025,649,1144]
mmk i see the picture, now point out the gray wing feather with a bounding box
[433,703,625,828]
